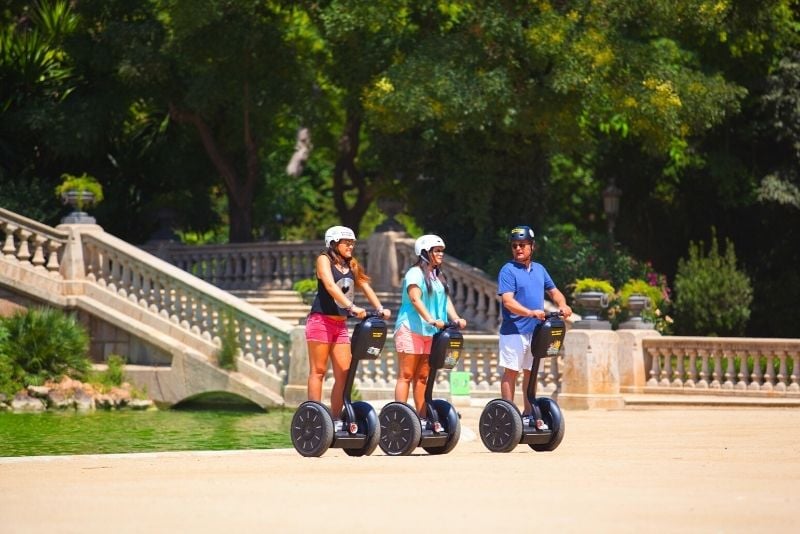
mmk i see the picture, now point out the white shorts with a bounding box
[499,332,534,372]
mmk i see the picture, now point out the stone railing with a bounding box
[144,232,500,331]
[642,337,800,394]
[0,207,68,278]
[284,332,560,405]
[81,231,295,379]
[143,240,326,290]
[394,239,501,331]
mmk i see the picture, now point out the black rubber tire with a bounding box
[479,399,522,453]
[343,401,380,457]
[378,402,421,456]
[291,401,334,457]
[422,399,461,455]
[529,397,565,452]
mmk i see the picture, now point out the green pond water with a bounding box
[0,408,293,457]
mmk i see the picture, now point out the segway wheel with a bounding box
[479,399,522,453]
[343,401,380,457]
[291,401,334,457]
[378,402,421,456]
[529,397,565,452]
[422,399,461,455]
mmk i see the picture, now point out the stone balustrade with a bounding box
[81,231,294,380]
[0,208,68,277]
[4,206,799,409]
[642,337,800,394]
[393,238,501,331]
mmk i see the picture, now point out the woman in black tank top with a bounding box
[305,226,390,430]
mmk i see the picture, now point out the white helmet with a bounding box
[324,225,356,247]
[415,234,445,256]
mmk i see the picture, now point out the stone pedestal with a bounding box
[559,330,624,409]
[283,326,310,407]
[616,329,659,393]
[365,231,407,292]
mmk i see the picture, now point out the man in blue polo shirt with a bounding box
[497,225,572,430]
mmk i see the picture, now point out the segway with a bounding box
[291,311,386,457]
[378,323,463,456]
[479,311,566,453]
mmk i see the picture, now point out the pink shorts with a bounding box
[305,313,350,344]
[394,325,433,354]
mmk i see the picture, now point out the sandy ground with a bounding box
[1,405,799,534]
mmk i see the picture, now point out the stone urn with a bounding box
[60,190,97,224]
[375,197,406,232]
[572,291,611,330]
[619,294,655,330]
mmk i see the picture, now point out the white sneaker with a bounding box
[535,419,549,431]
[432,421,444,433]
[334,420,344,432]
[521,415,532,426]
[419,418,429,430]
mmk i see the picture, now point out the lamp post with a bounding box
[602,179,622,245]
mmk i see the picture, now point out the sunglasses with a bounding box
[338,240,356,247]
[511,242,530,249]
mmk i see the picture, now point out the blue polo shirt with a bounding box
[497,261,556,335]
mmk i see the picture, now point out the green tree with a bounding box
[673,230,753,336]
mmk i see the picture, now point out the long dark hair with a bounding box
[324,246,370,286]
[413,253,449,296]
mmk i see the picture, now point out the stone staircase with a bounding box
[233,289,311,326]
[235,289,404,329]
[237,288,491,334]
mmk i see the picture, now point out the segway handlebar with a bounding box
[544,311,564,319]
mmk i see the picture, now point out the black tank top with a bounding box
[310,256,356,316]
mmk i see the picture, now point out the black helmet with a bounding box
[509,225,535,242]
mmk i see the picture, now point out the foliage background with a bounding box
[1,0,799,336]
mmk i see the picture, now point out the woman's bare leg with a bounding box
[395,352,420,404]
[412,356,431,417]
[306,341,330,403]
[329,342,352,419]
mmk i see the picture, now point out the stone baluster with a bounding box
[646,346,660,387]
[761,350,775,392]
[684,349,697,388]
[697,349,709,388]
[46,239,62,274]
[789,352,799,392]
[659,348,672,387]
[710,351,723,388]
[31,234,47,270]
[749,349,763,391]
[735,350,749,390]
[2,223,18,258]
[722,350,735,389]
[16,228,31,262]
[775,351,788,392]
[672,348,685,387]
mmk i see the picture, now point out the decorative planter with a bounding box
[619,294,655,330]
[572,291,611,330]
[60,191,97,224]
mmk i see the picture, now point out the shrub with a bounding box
[292,278,317,294]
[0,307,91,390]
[572,278,616,297]
[90,354,127,388]
[673,230,753,336]
[537,223,649,292]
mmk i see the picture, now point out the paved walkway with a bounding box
[2,405,799,533]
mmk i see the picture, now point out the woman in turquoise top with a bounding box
[393,234,467,431]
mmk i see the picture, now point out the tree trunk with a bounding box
[169,90,259,243]
[333,111,373,231]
